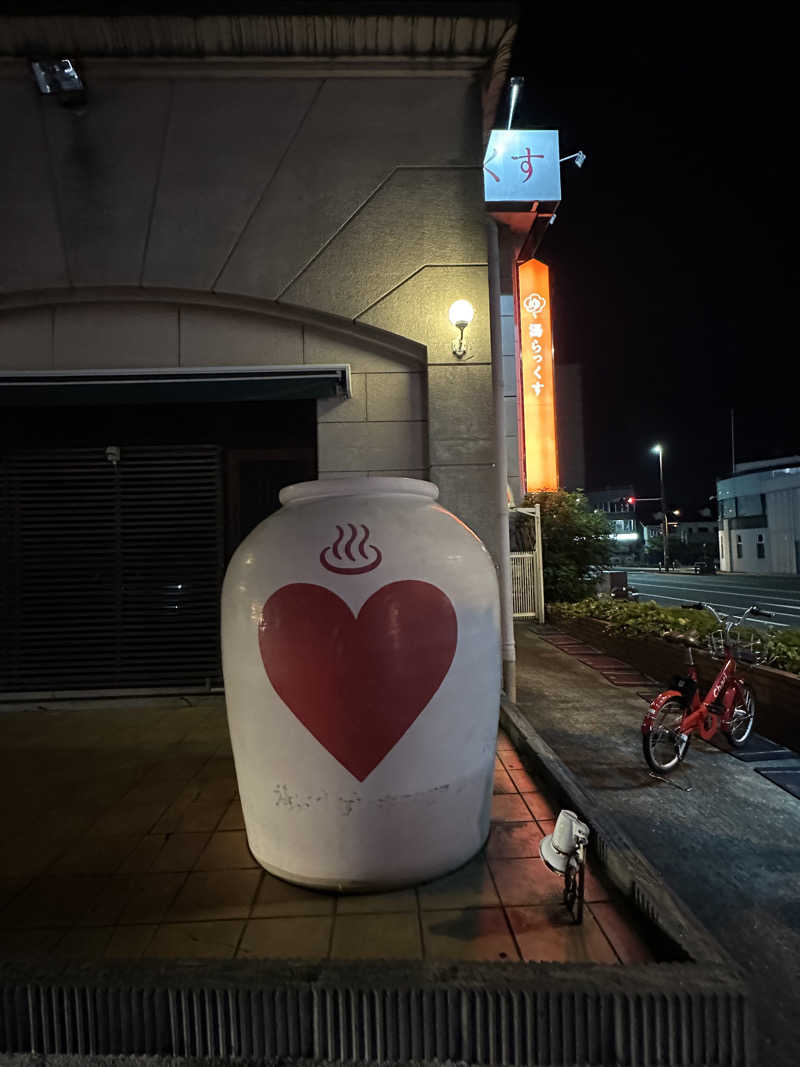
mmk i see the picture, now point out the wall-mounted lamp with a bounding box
[448,300,474,358]
[539,809,590,923]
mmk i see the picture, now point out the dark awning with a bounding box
[0,365,350,407]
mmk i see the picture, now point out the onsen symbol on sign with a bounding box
[523,292,547,316]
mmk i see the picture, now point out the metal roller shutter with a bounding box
[0,444,223,694]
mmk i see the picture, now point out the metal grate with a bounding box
[0,976,751,1064]
[0,445,223,693]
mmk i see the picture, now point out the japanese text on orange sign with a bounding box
[517,259,558,491]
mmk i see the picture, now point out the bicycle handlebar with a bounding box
[678,602,777,628]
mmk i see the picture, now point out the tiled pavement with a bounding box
[0,699,654,965]
[539,633,657,689]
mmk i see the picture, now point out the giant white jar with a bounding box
[221,476,501,890]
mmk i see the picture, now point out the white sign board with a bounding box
[483,129,561,207]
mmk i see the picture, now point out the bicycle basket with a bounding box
[730,628,767,665]
[707,628,767,664]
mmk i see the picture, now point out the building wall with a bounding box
[0,65,498,553]
[0,299,427,481]
[717,461,800,574]
[766,489,800,574]
[721,524,770,574]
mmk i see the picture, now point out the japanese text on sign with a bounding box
[483,130,561,206]
[517,259,558,491]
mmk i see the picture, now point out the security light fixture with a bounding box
[540,809,589,924]
[31,58,84,95]
[448,300,474,358]
[560,150,587,168]
[31,58,86,111]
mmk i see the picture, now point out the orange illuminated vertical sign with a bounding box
[516,259,558,490]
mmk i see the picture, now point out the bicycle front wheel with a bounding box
[643,699,690,773]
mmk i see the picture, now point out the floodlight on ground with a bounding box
[539,809,589,923]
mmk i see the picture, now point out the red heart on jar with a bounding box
[258,581,458,781]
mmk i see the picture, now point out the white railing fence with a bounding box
[509,502,546,623]
[510,548,545,622]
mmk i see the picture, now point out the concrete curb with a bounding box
[500,694,756,1060]
[500,696,731,965]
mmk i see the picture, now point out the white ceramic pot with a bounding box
[221,476,500,890]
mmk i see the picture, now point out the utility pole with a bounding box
[730,408,736,472]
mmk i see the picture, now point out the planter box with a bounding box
[549,612,800,751]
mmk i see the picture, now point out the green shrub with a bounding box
[550,598,800,676]
[512,490,612,603]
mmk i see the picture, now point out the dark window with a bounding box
[736,535,743,559]
[757,534,765,559]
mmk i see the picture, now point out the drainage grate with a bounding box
[710,732,797,763]
[0,967,752,1065]
[756,767,800,800]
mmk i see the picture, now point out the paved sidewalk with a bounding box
[514,622,800,1067]
[0,695,652,968]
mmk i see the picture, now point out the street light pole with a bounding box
[653,445,670,573]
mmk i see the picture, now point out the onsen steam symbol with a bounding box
[523,292,547,316]
[320,524,383,575]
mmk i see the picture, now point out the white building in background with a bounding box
[717,457,800,574]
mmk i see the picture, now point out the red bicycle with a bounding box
[641,602,773,773]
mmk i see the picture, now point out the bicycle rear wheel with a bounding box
[726,683,755,746]
[643,699,691,773]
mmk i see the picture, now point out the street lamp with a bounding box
[651,444,669,573]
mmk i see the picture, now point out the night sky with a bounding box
[509,21,797,516]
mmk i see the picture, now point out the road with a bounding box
[626,569,800,629]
